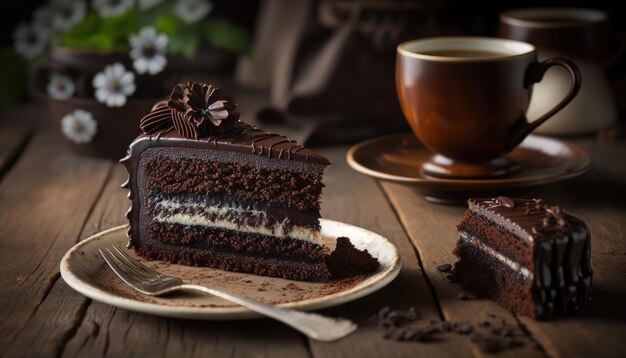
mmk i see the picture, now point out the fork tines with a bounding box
[99,246,157,285]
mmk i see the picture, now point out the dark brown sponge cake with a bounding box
[121,82,379,281]
[453,196,592,320]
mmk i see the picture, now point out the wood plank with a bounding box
[1,167,126,358]
[0,127,31,180]
[308,148,475,358]
[0,129,113,356]
[57,167,310,358]
[518,140,626,358]
[380,139,626,358]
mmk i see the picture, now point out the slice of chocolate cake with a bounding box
[453,197,592,320]
[121,81,379,282]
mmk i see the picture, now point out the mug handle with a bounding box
[508,57,582,150]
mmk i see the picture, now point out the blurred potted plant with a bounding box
[10,0,251,159]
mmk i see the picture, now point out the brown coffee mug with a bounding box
[396,37,581,178]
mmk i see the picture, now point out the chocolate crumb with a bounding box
[437,263,452,272]
[456,291,475,300]
[471,334,524,353]
[455,322,473,335]
[373,308,527,353]
[326,237,379,279]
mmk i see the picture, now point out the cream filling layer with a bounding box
[153,200,335,250]
[460,231,533,280]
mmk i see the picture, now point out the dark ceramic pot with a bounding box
[47,97,153,160]
[29,47,175,160]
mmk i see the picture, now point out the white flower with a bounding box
[92,0,134,17]
[32,4,54,31]
[93,63,136,107]
[47,73,76,100]
[139,0,165,10]
[51,0,87,32]
[61,109,98,144]
[13,23,50,60]
[174,0,212,24]
[129,27,168,75]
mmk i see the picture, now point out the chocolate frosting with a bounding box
[130,121,329,165]
[140,81,239,139]
[470,197,575,242]
[468,197,592,319]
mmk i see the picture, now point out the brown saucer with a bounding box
[347,133,590,204]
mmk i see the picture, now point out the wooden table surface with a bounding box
[1,98,625,358]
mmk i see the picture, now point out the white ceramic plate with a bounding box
[60,219,401,320]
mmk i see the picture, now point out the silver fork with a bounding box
[99,246,357,341]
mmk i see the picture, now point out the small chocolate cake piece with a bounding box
[121,81,379,281]
[453,197,592,319]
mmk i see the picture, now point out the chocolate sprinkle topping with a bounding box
[496,196,515,208]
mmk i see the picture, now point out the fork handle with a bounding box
[179,284,357,341]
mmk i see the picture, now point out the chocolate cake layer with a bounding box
[147,223,329,262]
[143,152,323,211]
[136,243,333,281]
[456,211,533,268]
[149,193,321,228]
[454,240,536,318]
[456,232,533,281]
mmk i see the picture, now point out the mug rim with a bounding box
[500,7,608,28]
[397,36,535,62]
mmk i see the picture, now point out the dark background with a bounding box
[2,0,624,107]
[3,1,624,49]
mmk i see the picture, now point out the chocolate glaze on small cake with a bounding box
[121,81,378,281]
[453,197,592,319]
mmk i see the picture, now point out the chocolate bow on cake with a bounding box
[140,82,239,138]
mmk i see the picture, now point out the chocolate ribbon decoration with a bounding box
[140,81,239,139]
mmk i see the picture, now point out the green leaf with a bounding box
[59,8,137,51]
[0,47,27,108]
[202,18,252,56]
[65,10,101,36]
[156,13,183,34]
[100,8,138,37]
[137,0,173,27]
[168,30,201,58]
